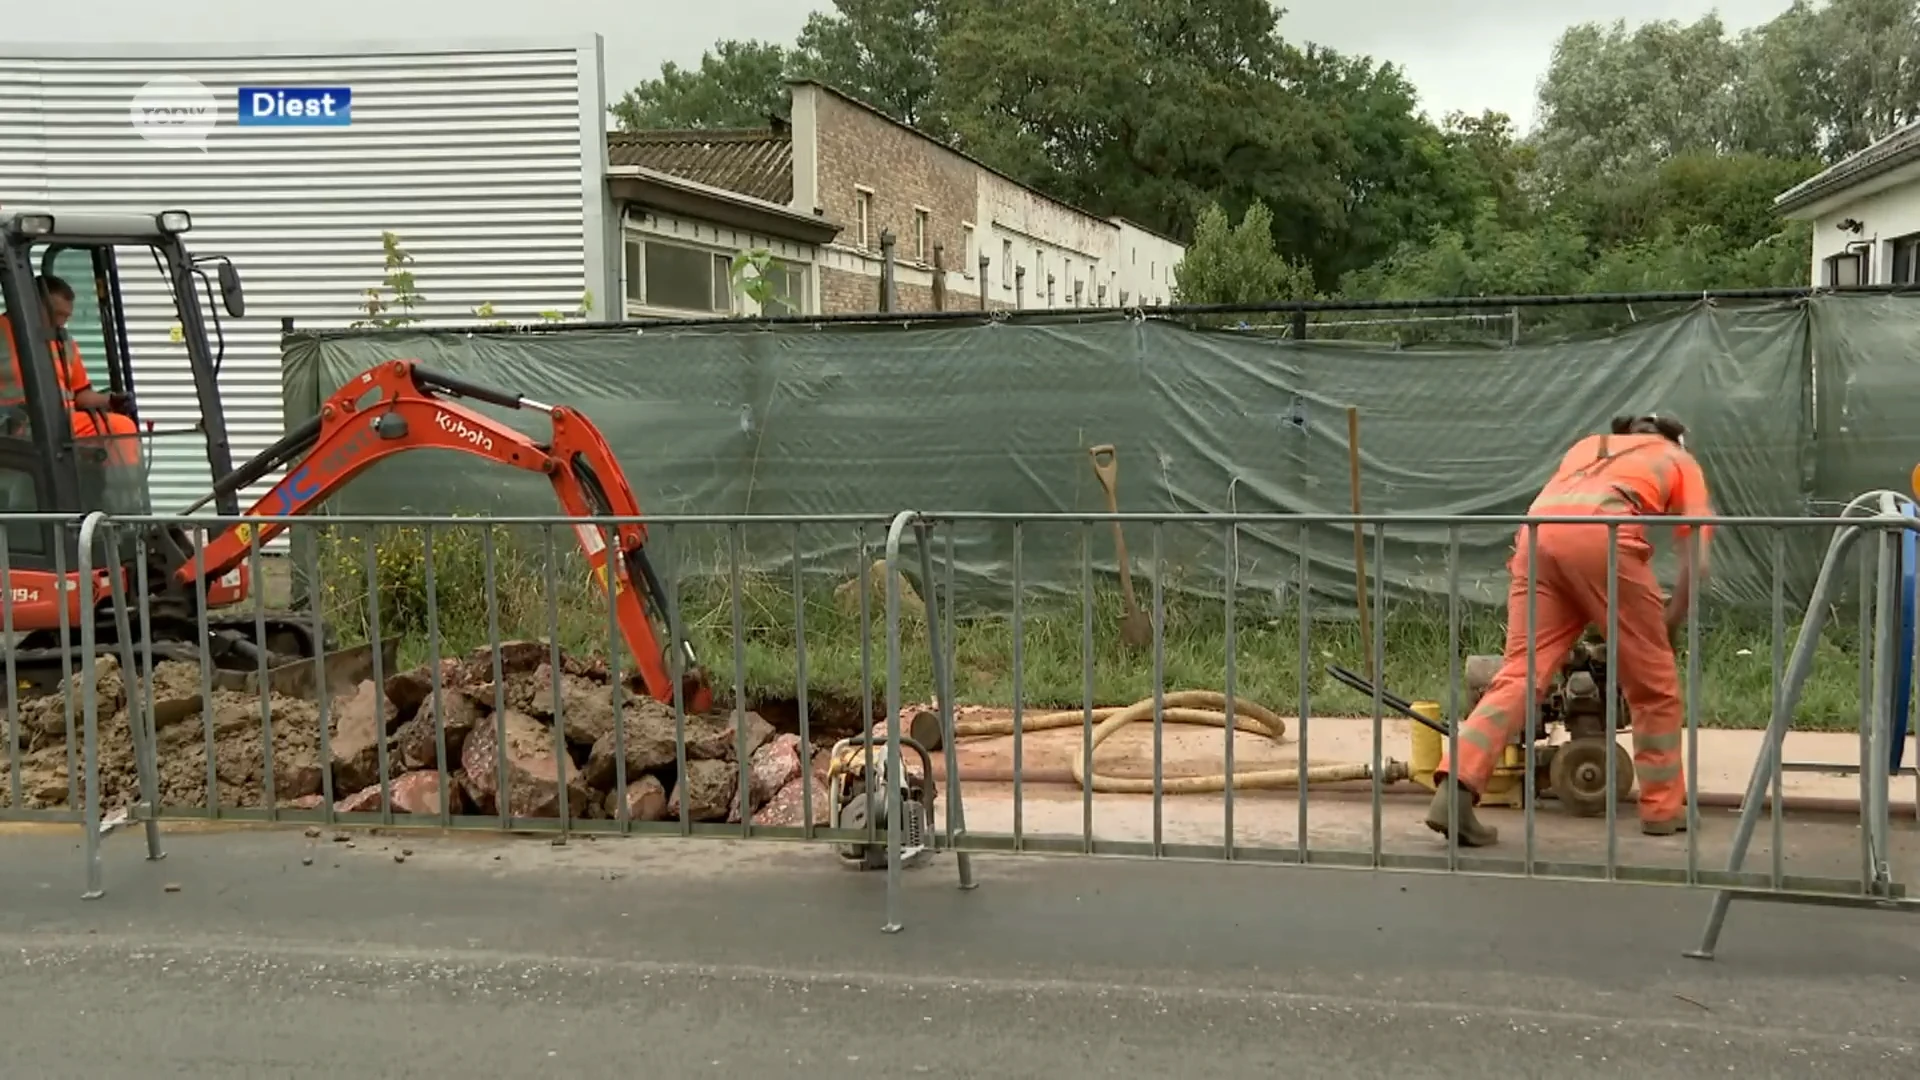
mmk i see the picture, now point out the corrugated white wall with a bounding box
[0,37,614,518]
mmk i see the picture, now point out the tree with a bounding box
[608,1,956,132]
[1531,15,1744,191]
[935,0,1348,257]
[795,0,956,131]
[610,40,795,130]
[1171,201,1315,308]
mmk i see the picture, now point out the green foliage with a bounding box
[1170,201,1316,311]
[729,249,779,311]
[306,520,1864,732]
[609,40,797,130]
[350,232,423,329]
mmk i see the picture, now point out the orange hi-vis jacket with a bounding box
[1527,432,1715,556]
[0,311,93,406]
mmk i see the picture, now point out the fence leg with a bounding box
[1687,523,1863,958]
[105,535,164,861]
[915,519,976,892]
[881,511,915,933]
[78,511,107,900]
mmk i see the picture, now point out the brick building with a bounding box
[606,80,1186,318]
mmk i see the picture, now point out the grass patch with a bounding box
[302,523,1871,732]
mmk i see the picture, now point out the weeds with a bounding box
[302,523,1869,732]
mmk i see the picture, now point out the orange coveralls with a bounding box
[1436,432,1714,826]
[0,313,142,465]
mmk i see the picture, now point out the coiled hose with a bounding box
[948,690,1404,795]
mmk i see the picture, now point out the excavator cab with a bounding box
[0,208,303,693]
[0,208,245,529]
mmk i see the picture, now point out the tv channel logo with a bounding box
[129,75,218,151]
[236,86,353,127]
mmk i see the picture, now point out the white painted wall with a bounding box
[1797,159,1920,285]
[621,207,819,318]
[1113,219,1185,307]
[975,172,1114,310]
[0,36,613,517]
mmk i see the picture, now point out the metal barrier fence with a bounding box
[878,504,1920,956]
[0,505,1912,956]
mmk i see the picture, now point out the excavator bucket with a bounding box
[208,638,401,701]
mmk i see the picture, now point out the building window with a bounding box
[1001,240,1013,287]
[758,258,809,317]
[626,237,734,313]
[1149,260,1156,281]
[1131,247,1137,265]
[1892,234,1920,286]
[1034,248,1043,290]
[962,222,976,277]
[912,207,930,262]
[854,187,874,249]
[1096,283,1107,305]
[1119,288,1131,305]
[1825,251,1865,288]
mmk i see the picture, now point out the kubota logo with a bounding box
[435,411,494,451]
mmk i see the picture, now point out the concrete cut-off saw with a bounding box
[824,724,940,872]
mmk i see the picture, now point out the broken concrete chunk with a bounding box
[459,707,589,818]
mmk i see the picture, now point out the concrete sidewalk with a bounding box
[946,710,1917,804]
[0,825,1915,1077]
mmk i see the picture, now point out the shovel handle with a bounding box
[1088,444,1119,507]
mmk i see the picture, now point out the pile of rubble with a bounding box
[0,641,830,827]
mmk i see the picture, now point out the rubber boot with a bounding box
[1425,778,1498,847]
[1641,818,1688,837]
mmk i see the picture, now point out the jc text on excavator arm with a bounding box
[183,358,713,714]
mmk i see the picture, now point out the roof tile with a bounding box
[606,128,794,205]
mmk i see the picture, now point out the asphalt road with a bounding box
[0,825,1915,1077]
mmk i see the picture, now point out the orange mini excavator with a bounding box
[0,207,711,712]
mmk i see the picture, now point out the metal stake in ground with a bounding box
[1346,407,1374,679]
[1087,445,1153,648]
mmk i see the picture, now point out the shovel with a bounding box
[1087,444,1154,649]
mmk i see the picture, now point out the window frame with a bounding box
[1825,250,1865,288]
[1890,233,1920,286]
[854,186,875,250]
[623,236,737,315]
[912,206,930,263]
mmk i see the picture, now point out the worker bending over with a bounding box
[1428,414,1713,846]
[0,274,141,464]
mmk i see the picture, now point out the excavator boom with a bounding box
[179,359,711,713]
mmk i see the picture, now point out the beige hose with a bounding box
[949,690,1405,795]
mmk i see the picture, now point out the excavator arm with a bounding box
[177,358,712,714]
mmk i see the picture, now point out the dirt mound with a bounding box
[0,642,828,826]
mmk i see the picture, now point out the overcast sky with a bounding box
[15,0,1798,129]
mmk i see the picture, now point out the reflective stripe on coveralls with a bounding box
[1436,434,1709,825]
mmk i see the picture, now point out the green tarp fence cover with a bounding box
[280,295,1920,613]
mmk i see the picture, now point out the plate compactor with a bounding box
[1398,634,1638,817]
[825,730,939,871]
[1455,635,1636,815]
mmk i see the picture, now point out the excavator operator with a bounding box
[0,273,141,465]
[1426,413,1713,848]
